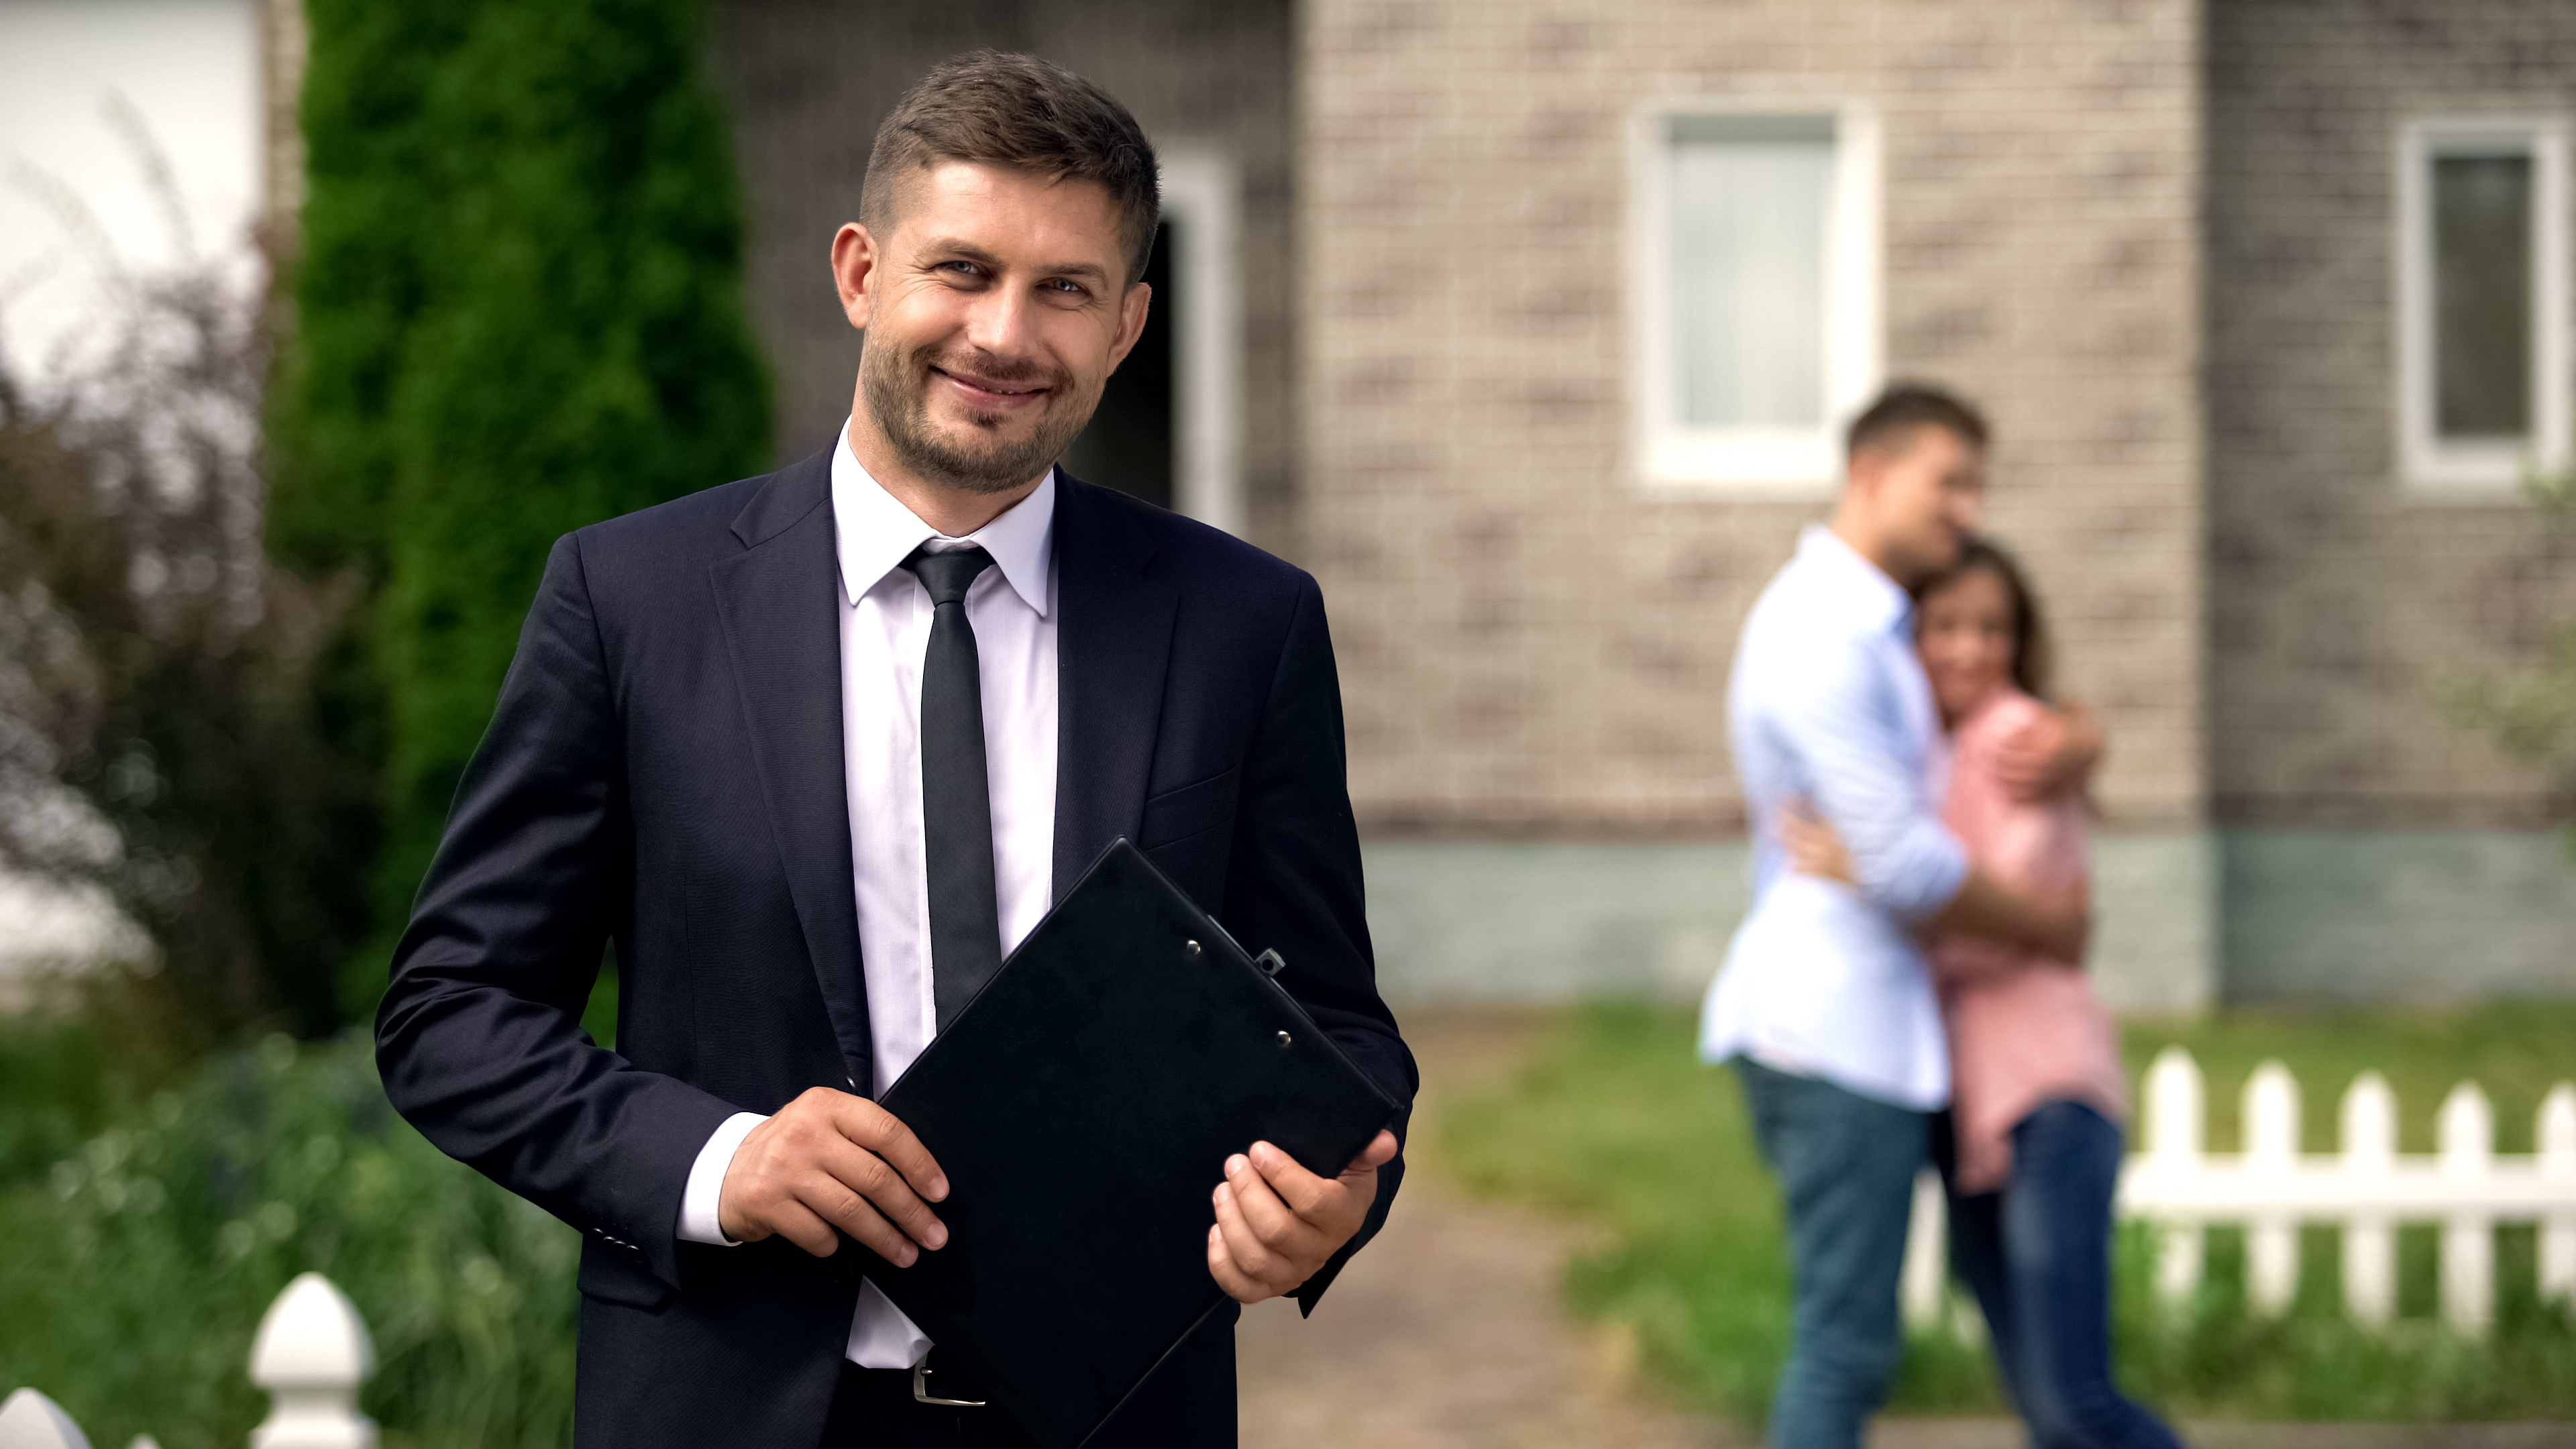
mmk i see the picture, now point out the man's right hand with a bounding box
[717,1087,951,1265]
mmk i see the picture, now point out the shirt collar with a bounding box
[829,417,1055,616]
[1794,524,1913,636]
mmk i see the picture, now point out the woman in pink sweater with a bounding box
[1789,541,2180,1449]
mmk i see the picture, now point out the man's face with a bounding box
[1848,425,1987,586]
[837,162,1148,494]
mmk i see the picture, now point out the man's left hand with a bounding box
[1995,700,2106,804]
[1206,1129,1399,1303]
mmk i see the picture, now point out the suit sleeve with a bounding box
[1221,574,1418,1315]
[375,533,737,1289]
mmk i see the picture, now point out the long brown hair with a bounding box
[1918,537,2052,701]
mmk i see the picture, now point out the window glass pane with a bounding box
[2432,151,2532,439]
[1666,115,1834,429]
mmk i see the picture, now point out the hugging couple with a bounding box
[1703,385,2186,1449]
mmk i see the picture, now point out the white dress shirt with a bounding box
[1697,525,1969,1110]
[676,419,1060,1368]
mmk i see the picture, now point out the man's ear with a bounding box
[1841,445,1883,500]
[1106,280,1153,373]
[830,223,879,331]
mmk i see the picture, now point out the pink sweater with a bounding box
[1931,689,2128,1193]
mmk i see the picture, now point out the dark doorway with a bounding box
[1063,221,1174,508]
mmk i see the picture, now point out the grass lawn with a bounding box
[1432,1000,2576,1427]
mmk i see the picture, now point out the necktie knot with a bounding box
[906,545,994,608]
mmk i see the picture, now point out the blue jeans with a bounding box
[1733,1059,1927,1449]
[1935,1101,2184,1449]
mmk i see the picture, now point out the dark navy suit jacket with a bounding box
[376,449,1415,1446]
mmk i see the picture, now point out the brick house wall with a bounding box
[2206,0,2576,828]
[691,1,2576,1005]
[1301,0,2207,837]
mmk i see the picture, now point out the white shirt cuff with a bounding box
[677,1111,768,1246]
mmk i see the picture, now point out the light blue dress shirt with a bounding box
[1698,526,1969,1110]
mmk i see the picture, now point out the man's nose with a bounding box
[960,282,1037,360]
[1950,490,1986,533]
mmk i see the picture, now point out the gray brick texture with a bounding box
[2208,0,2576,826]
[1303,0,2208,833]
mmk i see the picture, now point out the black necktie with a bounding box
[906,545,1003,1032]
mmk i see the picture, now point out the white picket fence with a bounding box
[0,1272,375,1449]
[1903,1047,2576,1336]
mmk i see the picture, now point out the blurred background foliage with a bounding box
[0,244,371,1051]
[0,0,760,1440]
[0,1028,582,1449]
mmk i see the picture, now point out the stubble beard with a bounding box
[861,335,1099,496]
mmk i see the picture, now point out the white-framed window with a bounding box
[1631,101,1882,495]
[2397,117,2571,492]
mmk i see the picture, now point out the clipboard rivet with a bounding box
[1277,1030,1293,1047]
[1184,940,1202,958]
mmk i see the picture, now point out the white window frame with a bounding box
[1155,154,1244,535]
[2396,115,2571,493]
[1629,99,1882,497]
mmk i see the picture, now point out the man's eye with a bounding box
[1042,278,1086,295]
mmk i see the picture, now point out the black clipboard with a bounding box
[832,838,1399,1448]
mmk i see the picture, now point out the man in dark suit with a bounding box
[376,51,1413,1448]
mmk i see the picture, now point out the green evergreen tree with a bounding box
[274,0,771,1010]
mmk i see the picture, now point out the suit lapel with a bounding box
[708,451,874,1088]
[1051,476,1179,899]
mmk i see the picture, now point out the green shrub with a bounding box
[272,0,771,1015]
[0,1033,580,1449]
[0,1012,112,1189]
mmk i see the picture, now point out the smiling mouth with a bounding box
[932,366,1051,407]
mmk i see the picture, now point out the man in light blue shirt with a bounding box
[1701,384,2089,1449]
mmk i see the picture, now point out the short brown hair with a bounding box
[1920,537,2053,700]
[860,51,1161,284]
[1845,381,1990,460]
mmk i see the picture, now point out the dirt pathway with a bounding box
[1235,1169,1732,1449]
[1235,1008,1736,1449]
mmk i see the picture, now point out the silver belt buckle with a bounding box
[912,1355,987,1407]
